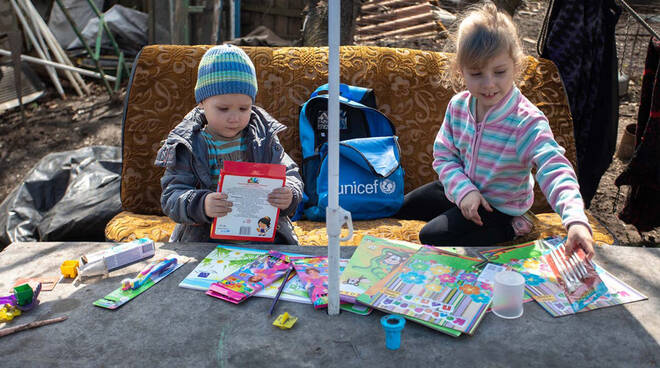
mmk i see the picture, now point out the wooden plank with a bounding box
[356,21,442,41]
[361,0,418,13]
[358,3,435,25]
[357,12,438,35]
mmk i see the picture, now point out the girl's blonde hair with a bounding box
[446,1,525,90]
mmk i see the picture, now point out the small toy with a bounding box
[60,260,79,278]
[0,283,41,314]
[121,256,177,291]
[13,284,33,306]
[272,312,297,329]
[381,315,405,350]
[0,304,21,322]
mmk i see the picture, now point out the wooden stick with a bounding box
[25,0,89,95]
[0,316,68,338]
[25,0,88,95]
[0,49,117,81]
[20,0,88,96]
[17,0,83,96]
[9,0,66,98]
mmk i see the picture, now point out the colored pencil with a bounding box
[269,265,294,315]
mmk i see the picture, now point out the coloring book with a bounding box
[179,245,370,314]
[357,245,492,336]
[480,238,646,317]
[340,235,421,304]
[206,251,291,304]
[291,256,330,309]
[179,245,310,304]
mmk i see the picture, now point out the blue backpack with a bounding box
[298,83,404,221]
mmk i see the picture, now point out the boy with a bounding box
[155,45,303,244]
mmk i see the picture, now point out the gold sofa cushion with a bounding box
[119,45,576,216]
[110,45,595,246]
[105,211,613,246]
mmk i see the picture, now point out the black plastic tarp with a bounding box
[0,146,122,250]
[67,4,167,57]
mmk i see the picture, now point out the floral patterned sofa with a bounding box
[104,45,613,246]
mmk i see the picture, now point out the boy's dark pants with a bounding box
[396,181,515,246]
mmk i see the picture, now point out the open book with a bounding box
[480,238,647,317]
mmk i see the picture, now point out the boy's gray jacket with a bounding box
[155,105,303,244]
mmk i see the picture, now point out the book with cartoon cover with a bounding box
[210,161,285,242]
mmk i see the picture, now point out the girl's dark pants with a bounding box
[395,181,515,246]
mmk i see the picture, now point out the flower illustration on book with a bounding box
[400,271,426,284]
[459,272,478,283]
[409,260,430,272]
[438,274,456,283]
[459,284,481,295]
[430,264,452,275]
[479,282,493,291]
[470,293,490,303]
[523,258,541,269]
[523,273,545,286]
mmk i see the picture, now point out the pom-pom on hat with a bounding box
[194,44,258,103]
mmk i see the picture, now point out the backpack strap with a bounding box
[310,83,373,106]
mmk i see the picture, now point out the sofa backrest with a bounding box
[121,45,577,215]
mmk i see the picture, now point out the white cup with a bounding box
[492,270,525,319]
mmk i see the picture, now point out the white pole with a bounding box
[326,0,341,316]
[9,0,66,98]
[0,49,117,82]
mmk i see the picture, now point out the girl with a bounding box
[396,2,594,259]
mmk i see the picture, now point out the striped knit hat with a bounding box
[194,45,258,103]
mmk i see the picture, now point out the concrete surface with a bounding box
[0,241,658,368]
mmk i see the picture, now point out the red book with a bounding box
[210,161,286,242]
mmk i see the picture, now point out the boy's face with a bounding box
[461,51,515,116]
[200,94,252,138]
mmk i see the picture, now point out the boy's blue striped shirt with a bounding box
[202,129,246,185]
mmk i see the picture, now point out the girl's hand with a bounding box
[458,190,493,226]
[565,223,595,260]
[268,187,293,210]
[204,192,232,218]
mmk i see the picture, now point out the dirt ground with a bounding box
[0,0,658,246]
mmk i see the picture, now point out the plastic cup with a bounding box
[380,315,405,350]
[492,270,525,319]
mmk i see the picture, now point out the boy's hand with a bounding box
[458,190,492,226]
[565,223,595,260]
[204,192,232,218]
[268,187,293,210]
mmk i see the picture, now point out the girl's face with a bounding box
[200,93,252,138]
[461,51,515,118]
